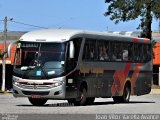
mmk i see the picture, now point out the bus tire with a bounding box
[113,83,131,103]
[28,98,47,106]
[67,99,75,104]
[113,96,121,103]
[86,97,95,105]
[121,83,131,103]
[75,87,87,106]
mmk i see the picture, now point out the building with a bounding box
[152,32,160,86]
[0,32,25,90]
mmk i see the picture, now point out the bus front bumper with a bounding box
[13,84,66,99]
[12,76,66,99]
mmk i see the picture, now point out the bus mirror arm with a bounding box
[69,41,75,59]
[8,40,18,58]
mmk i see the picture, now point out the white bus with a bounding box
[8,29,152,106]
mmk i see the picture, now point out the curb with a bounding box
[0,91,12,94]
[150,89,160,94]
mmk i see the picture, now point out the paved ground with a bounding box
[0,94,160,114]
[150,89,160,94]
[0,93,160,120]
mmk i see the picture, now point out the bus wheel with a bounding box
[75,87,87,106]
[28,98,47,106]
[67,99,75,104]
[86,97,95,105]
[113,84,131,103]
[121,84,131,103]
[113,96,122,103]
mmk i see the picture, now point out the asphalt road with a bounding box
[0,94,160,120]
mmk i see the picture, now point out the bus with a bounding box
[8,29,152,106]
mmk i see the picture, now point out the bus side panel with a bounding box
[65,68,114,98]
[65,62,152,99]
[134,71,152,95]
[97,70,113,97]
[65,69,99,99]
[76,69,98,97]
[77,62,114,98]
[132,62,152,95]
[109,62,152,97]
[65,70,81,99]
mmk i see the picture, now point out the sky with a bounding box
[0,0,159,32]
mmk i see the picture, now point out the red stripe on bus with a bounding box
[111,63,131,96]
[111,83,116,96]
[112,71,124,96]
[131,63,142,94]
[143,39,149,43]
[133,38,139,43]
[124,63,131,77]
[114,71,121,91]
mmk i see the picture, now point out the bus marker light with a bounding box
[133,38,139,42]
[144,39,149,43]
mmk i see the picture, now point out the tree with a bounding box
[104,0,160,40]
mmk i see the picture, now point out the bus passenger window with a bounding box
[72,38,82,62]
[133,44,143,62]
[83,39,97,61]
[122,43,133,62]
[128,43,133,61]
[143,44,152,62]
[98,41,109,61]
[122,50,128,61]
[109,42,115,61]
[111,42,122,61]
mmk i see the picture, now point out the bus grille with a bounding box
[22,91,49,95]
[18,84,52,89]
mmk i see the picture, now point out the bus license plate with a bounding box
[31,95,41,99]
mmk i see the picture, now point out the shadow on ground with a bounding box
[16,100,155,107]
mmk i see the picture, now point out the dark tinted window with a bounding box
[133,43,143,62]
[83,39,97,61]
[110,42,122,61]
[142,44,152,62]
[97,40,109,61]
[72,38,82,61]
[82,38,151,63]
[122,43,134,62]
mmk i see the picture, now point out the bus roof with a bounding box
[20,29,150,43]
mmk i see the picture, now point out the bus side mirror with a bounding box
[69,41,75,59]
[8,40,18,58]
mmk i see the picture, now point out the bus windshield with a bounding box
[13,42,66,79]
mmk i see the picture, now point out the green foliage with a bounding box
[105,0,160,39]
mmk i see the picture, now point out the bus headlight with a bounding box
[53,81,63,87]
[44,81,63,87]
[13,81,20,85]
[13,76,20,85]
[12,76,20,82]
[54,82,59,87]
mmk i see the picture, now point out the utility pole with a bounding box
[1,16,7,92]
